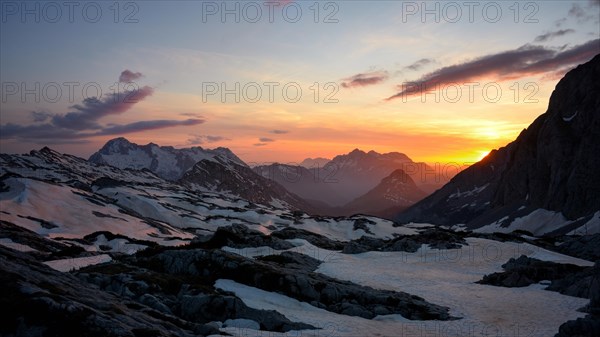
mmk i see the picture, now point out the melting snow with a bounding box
[217,237,591,337]
[44,254,112,272]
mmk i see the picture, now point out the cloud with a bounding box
[187,135,229,145]
[270,129,289,134]
[31,110,51,122]
[386,39,600,101]
[259,137,275,142]
[341,71,389,88]
[254,143,267,147]
[180,112,204,118]
[1,71,205,142]
[403,58,435,71]
[97,119,204,135]
[52,86,154,130]
[119,70,143,83]
[534,29,575,42]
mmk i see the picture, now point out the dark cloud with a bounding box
[403,58,435,71]
[52,86,154,130]
[31,110,51,122]
[534,29,575,42]
[341,71,389,88]
[187,135,229,145]
[98,119,204,135]
[270,129,289,134]
[180,112,204,118]
[386,39,600,101]
[259,137,275,142]
[1,71,205,142]
[254,143,267,147]
[119,70,143,83]
[0,119,204,141]
[567,2,599,23]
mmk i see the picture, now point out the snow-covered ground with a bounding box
[0,238,38,252]
[219,238,592,337]
[44,254,112,272]
[0,177,194,246]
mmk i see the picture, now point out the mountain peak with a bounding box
[89,139,247,180]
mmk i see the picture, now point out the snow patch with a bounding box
[44,254,112,272]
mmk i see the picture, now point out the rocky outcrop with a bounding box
[342,228,468,254]
[270,227,346,251]
[78,259,314,333]
[0,246,210,337]
[554,261,600,337]
[132,247,454,320]
[397,54,600,232]
[555,234,600,261]
[195,224,295,250]
[477,255,592,298]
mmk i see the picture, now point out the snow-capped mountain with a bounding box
[89,137,245,180]
[341,169,427,219]
[397,54,600,236]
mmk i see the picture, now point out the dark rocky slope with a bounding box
[397,54,600,232]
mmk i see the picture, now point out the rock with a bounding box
[478,255,591,297]
[397,55,600,233]
[257,251,322,272]
[198,224,295,250]
[137,247,454,320]
[270,227,345,250]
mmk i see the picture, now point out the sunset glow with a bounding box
[1,1,599,166]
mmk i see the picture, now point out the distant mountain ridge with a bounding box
[341,169,427,219]
[254,149,447,209]
[396,54,600,236]
[89,137,245,181]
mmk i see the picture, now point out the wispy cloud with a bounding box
[270,129,289,134]
[187,135,229,145]
[1,70,205,142]
[403,58,435,71]
[254,143,268,147]
[341,71,389,88]
[534,29,575,42]
[386,40,600,101]
[119,70,143,83]
[259,137,275,142]
[52,86,155,130]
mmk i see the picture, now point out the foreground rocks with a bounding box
[131,246,454,320]
[342,228,468,254]
[555,262,600,337]
[0,246,210,337]
[477,255,592,298]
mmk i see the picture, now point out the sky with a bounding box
[1,0,599,165]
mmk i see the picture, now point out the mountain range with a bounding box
[1,55,600,337]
